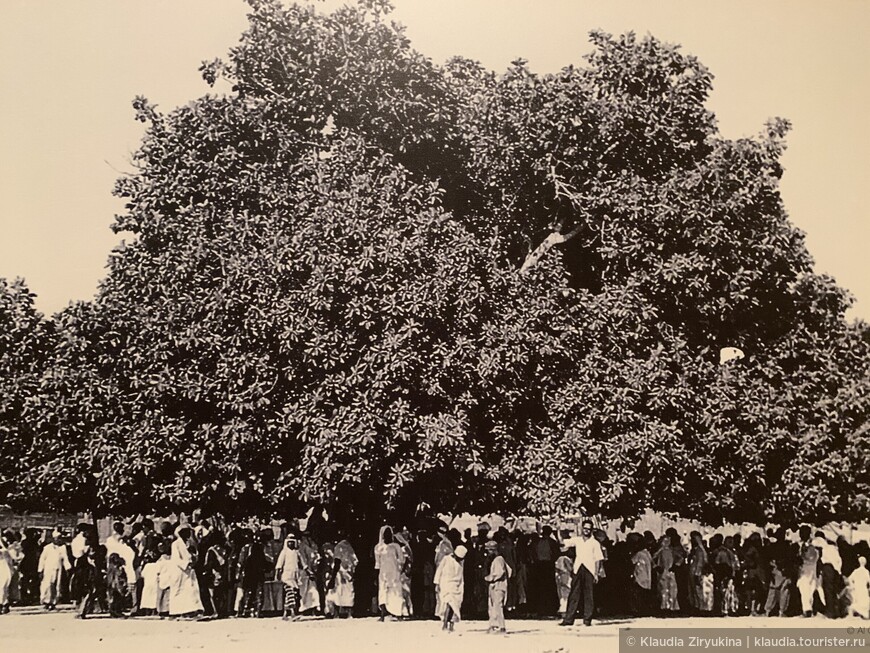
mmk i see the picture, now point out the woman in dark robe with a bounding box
[496,529,518,612]
[227,527,246,615]
[204,530,231,618]
[238,529,266,618]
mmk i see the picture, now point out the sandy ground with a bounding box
[1,606,866,653]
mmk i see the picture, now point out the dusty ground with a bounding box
[1,606,866,653]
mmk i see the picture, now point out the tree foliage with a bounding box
[9,0,869,526]
[0,279,55,508]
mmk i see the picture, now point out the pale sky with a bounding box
[1,0,868,320]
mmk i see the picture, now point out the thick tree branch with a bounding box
[519,223,583,274]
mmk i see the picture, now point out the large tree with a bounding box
[16,0,869,526]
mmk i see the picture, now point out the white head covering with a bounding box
[454,545,468,559]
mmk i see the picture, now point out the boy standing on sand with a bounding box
[484,540,511,634]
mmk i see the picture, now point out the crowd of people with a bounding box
[1,516,869,633]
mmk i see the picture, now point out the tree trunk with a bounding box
[519,225,583,274]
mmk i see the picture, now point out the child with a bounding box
[155,542,173,618]
[275,534,301,621]
[106,553,128,618]
[484,540,511,634]
[138,549,160,616]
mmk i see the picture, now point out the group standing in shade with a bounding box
[1,516,869,632]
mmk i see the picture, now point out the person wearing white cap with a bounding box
[275,533,301,621]
[37,529,70,610]
[435,545,466,632]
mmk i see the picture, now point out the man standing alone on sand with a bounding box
[560,520,603,627]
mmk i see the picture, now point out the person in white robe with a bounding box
[297,532,321,613]
[38,531,71,609]
[70,526,89,560]
[154,543,174,616]
[433,530,454,616]
[485,540,512,633]
[0,534,15,613]
[434,545,466,632]
[333,539,358,617]
[168,526,203,617]
[139,551,160,614]
[275,534,301,620]
[374,526,405,620]
[848,556,870,619]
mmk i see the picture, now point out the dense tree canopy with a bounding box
[5,0,868,527]
[0,279,56,509]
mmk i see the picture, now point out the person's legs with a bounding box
[630,582,643,616]
[253,584,264,618]
[284,584,299,619]
[779,580,792,617]
[796,576,815,615]
[127,582,138,615]
[240,587,251,617]
[0,576,9,612]
[198,572,213,617]
[487,587,497,631]
[764,588,778,616]
[493,588,506,631]
[211,585,227,618]
[560,570,583,625]
[442,603,454,631]
[820,565,839,618]
[79,591,96,618]
[580,567,595,624]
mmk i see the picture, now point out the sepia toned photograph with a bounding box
[1,1,869,651]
